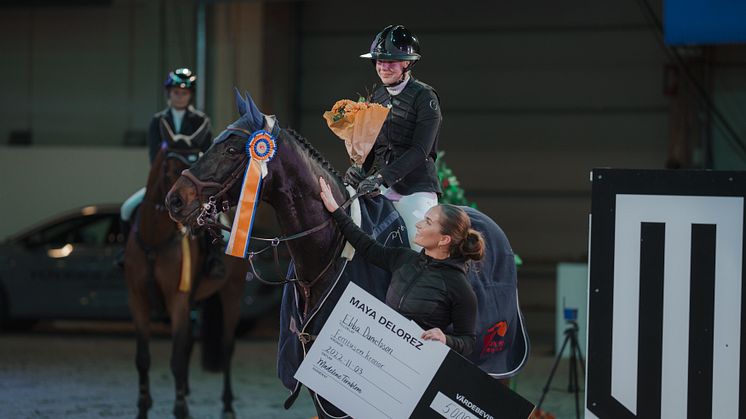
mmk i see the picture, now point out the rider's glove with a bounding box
[344,166,367,188]
[357,174,383,195]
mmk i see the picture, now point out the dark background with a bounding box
[1,0,745,346]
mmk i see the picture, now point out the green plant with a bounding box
[436,150,476,207]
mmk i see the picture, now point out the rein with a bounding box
[135,146,199,270]
[137,148,191,252]
[180,126,364,290]
[203,189,363,289]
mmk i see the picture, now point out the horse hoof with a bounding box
[137,394,152,415]
[222,411,236,419]
[173,400,189,419]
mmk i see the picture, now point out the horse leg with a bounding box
[129,290,153,419]
[220,291,241,419]
[220,337,236,419]
[185,317,195,397]
[170,297,192,419]
[135,332,153,419]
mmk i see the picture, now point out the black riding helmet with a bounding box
[360,25,421,62]
[164,68,196,91]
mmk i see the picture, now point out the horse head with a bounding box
[166,89,273,228]
[166,88,349,297]
[144,138,202,213]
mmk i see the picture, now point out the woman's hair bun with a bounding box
[458,228,484,261]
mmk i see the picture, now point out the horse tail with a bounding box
[200,293,224,372]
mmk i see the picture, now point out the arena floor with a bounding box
[0,320,581,419]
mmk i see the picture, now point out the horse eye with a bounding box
[227,146,240,155]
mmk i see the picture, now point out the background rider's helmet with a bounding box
[360,25,421,62]
[164,68,196,91]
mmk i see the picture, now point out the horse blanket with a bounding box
[461,206,529,378]
[277,197,530,393]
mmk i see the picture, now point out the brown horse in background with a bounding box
[124,141,247,419]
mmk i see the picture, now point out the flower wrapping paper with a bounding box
[323,99,389,165]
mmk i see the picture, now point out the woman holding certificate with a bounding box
[318,177,483,356]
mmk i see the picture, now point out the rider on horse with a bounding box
[147,68,211,163]
[349,25,443,251]
[119,68,224,278]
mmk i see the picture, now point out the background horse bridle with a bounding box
[136,143,201,250]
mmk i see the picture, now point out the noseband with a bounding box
[180,167,244,227]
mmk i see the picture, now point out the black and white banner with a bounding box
[587,169,746,419]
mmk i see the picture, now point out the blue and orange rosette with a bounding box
[226,130,277,259]
[246,130,277,161]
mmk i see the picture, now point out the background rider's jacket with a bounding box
[332,208,477,355]
[147,106,212,163]
[364,78,443,195]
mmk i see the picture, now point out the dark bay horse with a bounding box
[166,93,351,417]
[166,92,528,418]
[124,141,247,419]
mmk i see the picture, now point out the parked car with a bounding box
[0,204,284,330]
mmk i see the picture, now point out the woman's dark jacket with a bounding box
[147,106,212,164]
[363,78,443,196]
[332,208,477,355]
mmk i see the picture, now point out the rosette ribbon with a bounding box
[225,130,277,258]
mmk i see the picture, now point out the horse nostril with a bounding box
[169,194,184,212]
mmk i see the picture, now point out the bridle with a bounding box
[136,145,201,256]
[178,128,364,291]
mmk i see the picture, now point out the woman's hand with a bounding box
[421,327,446,345]
[319,177,339,212]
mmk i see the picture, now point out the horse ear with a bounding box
[243,90,265,131]
[234,87,247,116]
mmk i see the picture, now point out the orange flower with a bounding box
[331,99,353,114]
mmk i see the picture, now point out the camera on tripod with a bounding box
[536,300,585,419]
[563,307,578,322]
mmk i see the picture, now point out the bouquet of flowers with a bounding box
[323,98,389,166]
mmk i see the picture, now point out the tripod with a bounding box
[536,320,586,419]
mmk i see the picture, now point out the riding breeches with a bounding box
[383,189,438,251]
[121,187,145,221]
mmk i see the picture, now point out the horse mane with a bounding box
[282,128,345,185]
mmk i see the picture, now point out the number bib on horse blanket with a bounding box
[277,199,530,396]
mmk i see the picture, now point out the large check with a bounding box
[295,282,535,419]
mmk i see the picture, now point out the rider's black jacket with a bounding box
[363,78,443,196]
[147,106,212,164]
[332,208,477,356]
